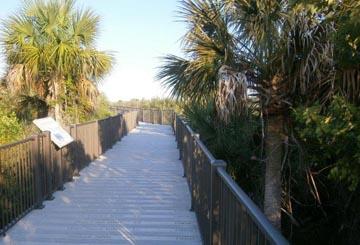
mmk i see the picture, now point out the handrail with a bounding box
[0,137,34,149]
[70,119,98,126]
[111,106,174,112]
[113,107,175,126]
[0,111,139,236]
[174,114,289,245]
[193,134,216,163]
[217,167,288,245]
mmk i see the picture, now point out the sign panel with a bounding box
[33,117,74,148]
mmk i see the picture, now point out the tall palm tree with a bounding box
[226,0,335,227]
[2,0,112,123]
[158,0,342,228]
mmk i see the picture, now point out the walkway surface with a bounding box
[1,123,201,245]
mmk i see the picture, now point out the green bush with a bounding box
[93,94,113,119]
[0,111,24,145]
[183,101,263,204]
[293,96,360,191]
[183,98,360,244]
[286,96,360,244]
[63,93,113,124]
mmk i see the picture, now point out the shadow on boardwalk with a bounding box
[1,122,201,245]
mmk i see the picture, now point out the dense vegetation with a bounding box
[0,0,113,145]
[158,0,360,244]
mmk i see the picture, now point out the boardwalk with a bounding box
[1,123,201,245]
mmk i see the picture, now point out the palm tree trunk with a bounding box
[264,115,283,228]
[46,77,63,124]
[54,81,63,124]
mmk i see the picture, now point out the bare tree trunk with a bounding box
[264,115,283,228]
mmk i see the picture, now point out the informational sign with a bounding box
[33,117,74,148]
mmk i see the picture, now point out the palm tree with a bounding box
[158,0,342,228]
[257,4,338,227]
[157,0,236,103]
[1,0,112,123]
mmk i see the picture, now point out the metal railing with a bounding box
[111,106,175,125]
[0,111,138,235]
[1,107,289,244]
[174,115,289,245]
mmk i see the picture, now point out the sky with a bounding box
[0,0,186,101]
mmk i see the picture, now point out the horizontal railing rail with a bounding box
[174,114,289,245]
[111,106,175,125]
[0,111,138,236]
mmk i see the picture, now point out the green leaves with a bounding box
[1,0,113,123]
[0,111,24,145]
[293,96,360,191]
[1,0,112,82]
[183,100,263,203]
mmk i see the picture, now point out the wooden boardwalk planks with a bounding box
[1,123,201,245]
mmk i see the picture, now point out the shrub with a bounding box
[293,96,360,191]
[0,111,24,145]
[286,96,360,244]
[183,101,263,204]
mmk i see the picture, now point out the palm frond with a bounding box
[157,55,191,100]
[283,8,336,105]
[1,0,113,121]
[157,0,237,103]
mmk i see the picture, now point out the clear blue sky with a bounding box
[0,0,185,101]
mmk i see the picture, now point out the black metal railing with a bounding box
[174,115,289,245]
[0,111,138,235]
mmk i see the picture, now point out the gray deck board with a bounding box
[1,123,201,245]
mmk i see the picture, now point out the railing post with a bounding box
[31,135,45,209]
[173,111,175,128]
[56,146,65,191]
[182,127,187,178]
[43,132,55,200]
[62,126,72,182]
[210,160,227,244]
[97,120,102,155]
[189,132,200,213]
[178,121,183,160]
[188,132,196,213]
[151,109,155,124]
[120,115,124,138]
[71,125,81,177]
